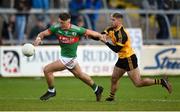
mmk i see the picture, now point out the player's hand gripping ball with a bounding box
[22,43,35,57]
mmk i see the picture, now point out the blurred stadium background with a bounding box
[0,0,180,111]
[0,0,180,45]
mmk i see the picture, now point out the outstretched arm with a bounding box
[85,29,103,41]
[33,29,51,46]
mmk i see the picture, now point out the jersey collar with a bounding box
[115,25,123,31]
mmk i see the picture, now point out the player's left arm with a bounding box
[105,42,123,53]
[99,35,122,53]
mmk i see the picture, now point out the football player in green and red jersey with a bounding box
[34,13,103,101]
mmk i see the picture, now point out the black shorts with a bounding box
[115,54,138,71]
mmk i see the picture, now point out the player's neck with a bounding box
[114,24,123,31]
[62,23,71,30]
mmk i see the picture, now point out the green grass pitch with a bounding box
[0,76,180,111]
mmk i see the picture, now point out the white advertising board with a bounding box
[0,46,117,77]
[141,46,180,75]
[1,45,180,77]
[127,28,143,66]
[0,46,1,75]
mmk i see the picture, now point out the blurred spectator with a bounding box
[141,0,175,40]
[0,0,11,8]
[32,0,49,10]
[141,0,157,11]
[85,0,103,30]
[1,15,16,43]
[31,0,50,28]
[29,16,46,40]
[14,0,31,45]
[175,0,180,9]
[156,0,175,39]
[107,0,126,9]
[46,14,56,27]
[0,16,3,45]
[52,0,61,8]
[77,15,85,27]
[68,0,85,25]
[46,14,57,40]
[0,38,2,45]
[77,15,86,41]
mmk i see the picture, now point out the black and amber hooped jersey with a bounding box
[103,26,134,58]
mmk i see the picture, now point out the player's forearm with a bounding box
[36,29,51,40]
[105,42,122,53]
[92,32,103,40]
[86,29,102,40]
[34,30,50,46]
[37,32,45,40]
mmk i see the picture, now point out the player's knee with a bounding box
[43,66,49,74]
[111,77,118,83]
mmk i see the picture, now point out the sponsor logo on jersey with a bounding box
[58,36,79,44]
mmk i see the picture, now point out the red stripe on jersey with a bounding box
[72,37,79,43]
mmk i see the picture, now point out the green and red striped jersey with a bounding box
[48,23,86,57]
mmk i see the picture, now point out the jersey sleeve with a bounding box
[78,27,86,36]
[48,23,60,34]
[105,42,122,53]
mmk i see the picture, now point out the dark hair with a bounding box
[59,13,71,21]
[112,13,123,19]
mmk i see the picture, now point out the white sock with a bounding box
[48,88,55,93]
[94,86,98,93]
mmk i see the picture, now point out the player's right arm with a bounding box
[34,29,51,46]
[34,23,59,46]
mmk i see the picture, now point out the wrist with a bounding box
[37,36,41,40]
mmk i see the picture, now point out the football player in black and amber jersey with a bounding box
[100,13,172,101]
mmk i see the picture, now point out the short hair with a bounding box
[59,12,71,21]
[112,13,123,19]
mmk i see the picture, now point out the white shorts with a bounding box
[59,56,77,69]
